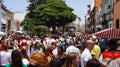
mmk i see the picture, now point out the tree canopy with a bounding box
[21,0,77,35]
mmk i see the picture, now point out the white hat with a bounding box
[59,37,64,41]
[90,35,98,43]
[91,35,97,39]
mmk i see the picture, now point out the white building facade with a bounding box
[0,4,7,32]
[12,11,26,32]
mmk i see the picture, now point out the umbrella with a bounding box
[89,28,120,39]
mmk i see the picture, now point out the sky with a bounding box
[3,0,29,12]
[3,0,94,24]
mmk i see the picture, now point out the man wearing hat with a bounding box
[90,35,101,60]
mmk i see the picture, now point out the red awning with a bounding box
[89,28,120,39]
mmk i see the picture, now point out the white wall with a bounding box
[0,7,7,32]
[14,11,26,22]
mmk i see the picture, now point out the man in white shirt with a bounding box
[65,41,81,67]
[66,41,81,56]
[81,40,94,67]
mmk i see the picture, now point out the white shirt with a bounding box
[43,40,47,49]
[43,38,55,48]
[0,51,11,66]
[31,48,43,55]
[81,48,92,67]
[66,45,81,56]
[99,55,103,63]
[22,58,29,65]
[52,47,58,57]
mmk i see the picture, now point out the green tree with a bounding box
[22,0,77,35]
[34,0,77,27]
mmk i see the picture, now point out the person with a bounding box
[91,37,101,60]
[45,42,56,63]
[28,52,49,67]
[86,59,101,67]
[20,37,28,52]
[81,40,94,67]
[63,53,80,67]
[31,41,43,54]
[5,50,27,67]
[0,44,11,67]
[50,58,62,67]
[66,41,81,57]
[57,45,66,63]
[100,38,106,53]
[59,38,66,52]
[116,39,120,51]
[0,39,2,51]
[99,38,120,67]
[20,48,29,65]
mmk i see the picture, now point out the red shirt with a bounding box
[21,39,28,46]
[102,51,120,60]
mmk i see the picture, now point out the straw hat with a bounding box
[90,35,98,43]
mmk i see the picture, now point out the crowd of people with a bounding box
[0,33,120,67]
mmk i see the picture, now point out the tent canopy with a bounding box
[89,28,120,39]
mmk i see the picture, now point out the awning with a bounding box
[88,28,120,39]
